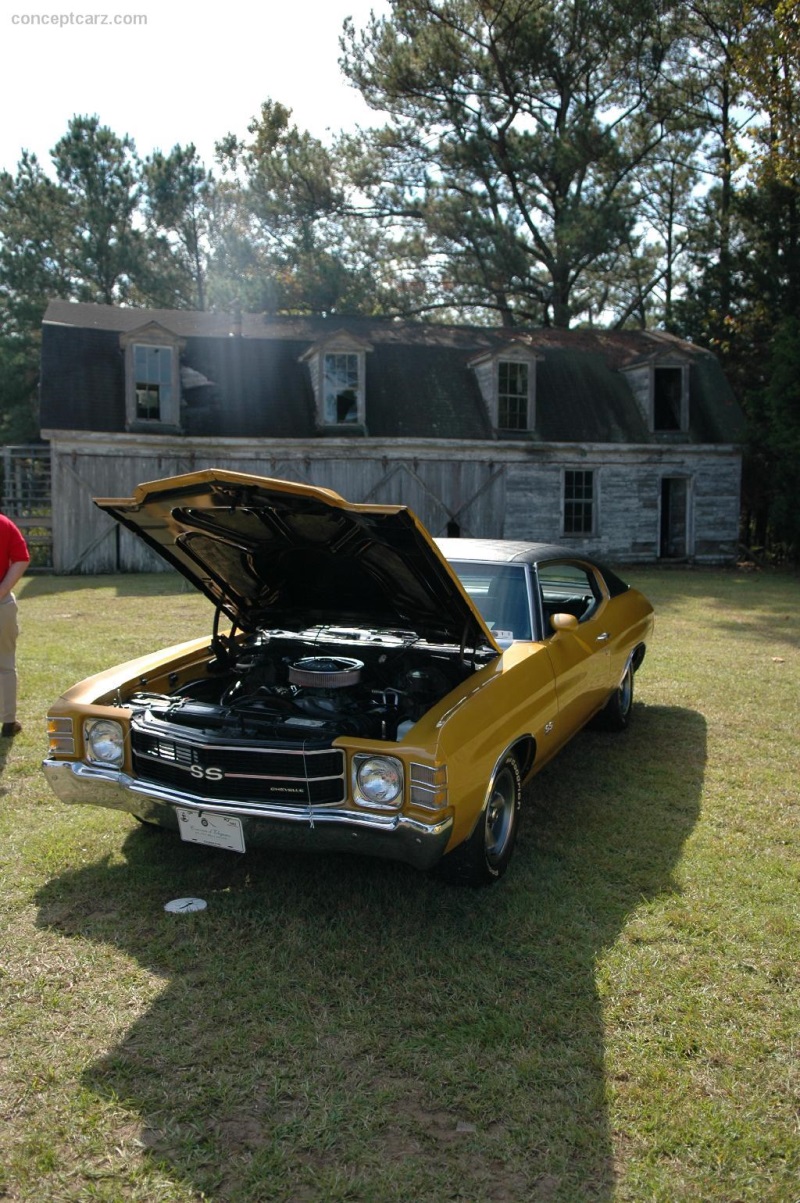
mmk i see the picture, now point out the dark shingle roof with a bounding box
[534,349,651,442]
[40,300,745,444]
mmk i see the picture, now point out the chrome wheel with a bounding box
[485,764,519,868]
[618,664,633,720]
[596,662,635,731]
[436,753,522,886]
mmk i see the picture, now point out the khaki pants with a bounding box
[0,594,19,724]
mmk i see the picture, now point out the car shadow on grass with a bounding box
[35,702,704,1203]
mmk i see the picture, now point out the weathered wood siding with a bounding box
[43,432,741,572]
[505,446,741,561]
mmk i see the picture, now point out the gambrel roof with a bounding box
[40,300,745,445]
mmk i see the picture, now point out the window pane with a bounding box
[654,367,683,430]
[447,561,532,641]
[324,352,360,423]
[133,345,172,421]
[498,361,528,430]
[538,562,599,628]
[564,470,594,534]
[136,385,161,421]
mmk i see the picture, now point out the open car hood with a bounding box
[94,469,498,650]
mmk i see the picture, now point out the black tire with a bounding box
[133,814,166,830]
[596,662,634,731]
[436,754,522,886]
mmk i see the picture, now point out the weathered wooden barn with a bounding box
[40,299,745,572]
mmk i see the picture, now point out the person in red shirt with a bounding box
[0,513,30,737]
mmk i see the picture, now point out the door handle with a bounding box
[596,632,610,643]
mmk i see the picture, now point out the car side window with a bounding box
[537,563,601,635]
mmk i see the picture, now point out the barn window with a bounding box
[563,469,595,535]
[653,366,687,431]
[300,335,372,431]
[469,349,537,433]
[121,326,183,431]
[133,345,174,421]
[497,361,530,430]
[323,352,362,424]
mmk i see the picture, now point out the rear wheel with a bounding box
[596,662,634,731]
[436,754,522,886]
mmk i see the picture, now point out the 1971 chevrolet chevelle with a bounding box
[43,470,654,885]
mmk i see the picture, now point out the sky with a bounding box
[2,0,390,174]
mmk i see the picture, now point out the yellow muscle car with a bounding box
[43,470,654,886]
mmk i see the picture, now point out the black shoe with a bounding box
[1,721,21,737]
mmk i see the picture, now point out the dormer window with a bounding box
[498,361,530,431]
[120,323,183,431]
[300,332,372,432]
[324,352,360,424]
[653,366,687,431]
[622,358,690,434]
[470,347,538,434]
[134,344,174,421]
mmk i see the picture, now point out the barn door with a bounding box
[362,460,507,538]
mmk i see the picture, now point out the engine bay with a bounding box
[128,626,495,747]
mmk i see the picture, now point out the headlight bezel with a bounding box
[352,754,404,810]
[83,718,125,768]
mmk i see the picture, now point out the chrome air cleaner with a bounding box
[288,657,364,689]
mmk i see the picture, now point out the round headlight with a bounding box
[84,719,125,766]
[355,756,403,806]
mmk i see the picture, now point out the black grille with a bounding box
[131,725,346,805]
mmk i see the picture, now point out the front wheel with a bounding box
[436,754,522,887]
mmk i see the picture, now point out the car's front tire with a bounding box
[133,814,167,831]
[436,754,522,886]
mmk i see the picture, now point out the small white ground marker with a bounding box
[164,897,207,914]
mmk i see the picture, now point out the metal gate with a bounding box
[0,444,52,568]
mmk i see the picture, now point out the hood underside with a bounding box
[94,470,497,649]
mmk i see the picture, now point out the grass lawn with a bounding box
[1,565,798,1202]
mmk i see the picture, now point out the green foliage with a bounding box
[142,143,215,310]
[211,101,412,315]
[213,100,346,313]
[736,0,800,190]
[50,115,144,305]
[341,0,685,326]
[757,316,800,553]
[0,151,71,440]
[0,330,39,442]
[0,152,72,320]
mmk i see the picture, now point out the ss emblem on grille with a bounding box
[190,765,224,781]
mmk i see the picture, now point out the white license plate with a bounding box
[176,808,245,853]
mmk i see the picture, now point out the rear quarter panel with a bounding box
[605,588,655,681]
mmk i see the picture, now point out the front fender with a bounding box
[410,642,558,851]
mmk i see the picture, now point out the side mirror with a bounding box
[550,612,579,633]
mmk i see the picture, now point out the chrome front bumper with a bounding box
[42,759,453,871]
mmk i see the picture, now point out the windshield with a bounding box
[447,561,533,643]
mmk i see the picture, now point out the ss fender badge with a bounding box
[544,721,554,735]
